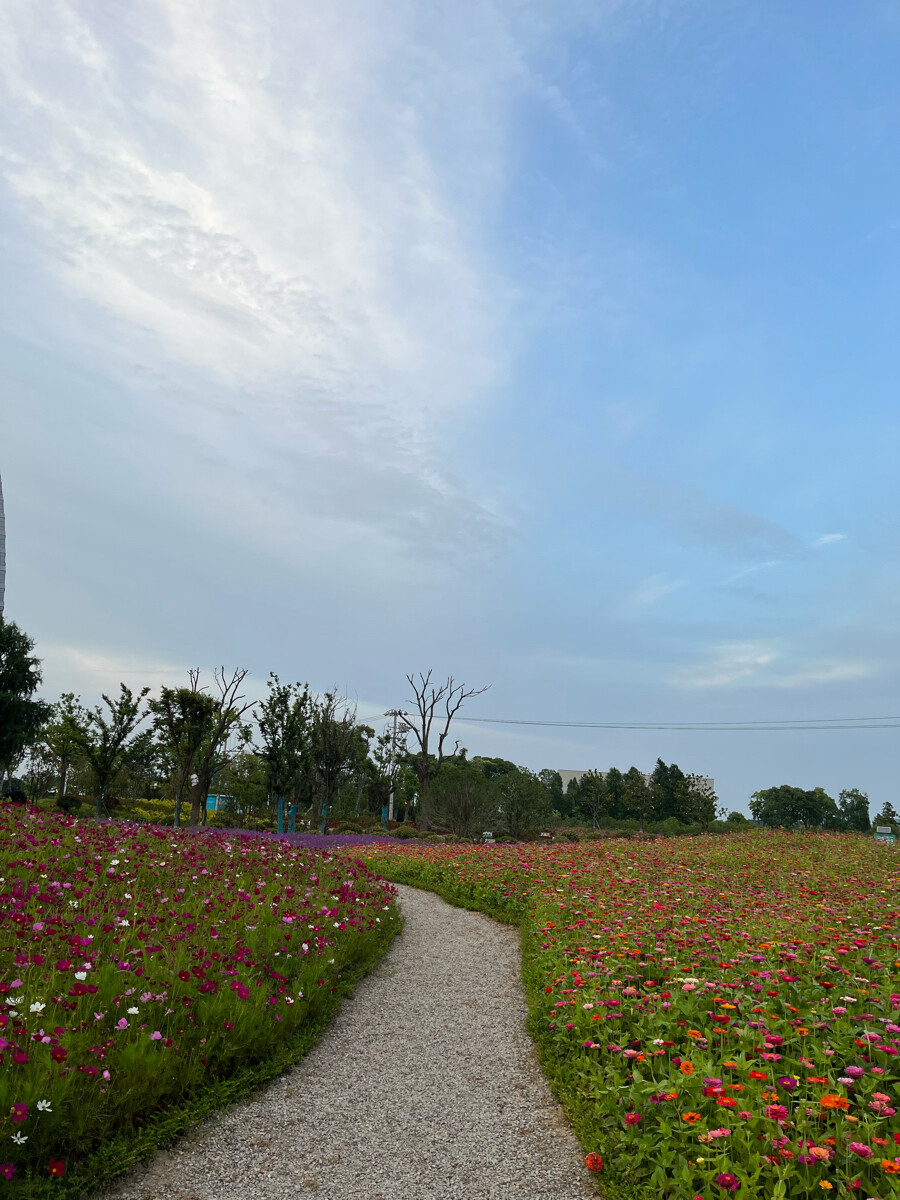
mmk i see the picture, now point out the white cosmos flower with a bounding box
[37,1100,52,1112]
[127,1007,139,1015]
[30,1001,46,1013]
[11,1133,26,1145]
[74,972,87,981]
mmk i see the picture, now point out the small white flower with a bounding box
[119,919,130,927]
[9,996,24,1006]
[74,971,87,981]
[127,1006,139,1015]
[111,859,120,866]
[11,1133,26,1145]
[124,892,132,900]
[9,1010,19,1019]
[37,1100,52,1113]
[30,1001,46,1013]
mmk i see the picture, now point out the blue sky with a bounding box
[3,1,900,812]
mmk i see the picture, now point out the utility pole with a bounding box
[384,709,403,822]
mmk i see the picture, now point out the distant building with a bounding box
[558,768,715,794]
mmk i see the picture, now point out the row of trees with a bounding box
[749,784,887,832]
[1,616,887,836]
[558,762,720,830]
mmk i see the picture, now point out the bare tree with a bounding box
[400,672,489,831]
[185,668,256,828]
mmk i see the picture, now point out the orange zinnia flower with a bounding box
[680,1061,695,1075]
[882,1160,900,1175]
[749,1071,769,1080]
[819,1095,850,1111]
[682,1112,702,1124]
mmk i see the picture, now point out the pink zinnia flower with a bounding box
[624,1112,641,1126]
[764,1104,789,1121]
[714,1172,740,1192]
[848,1142,872,1158]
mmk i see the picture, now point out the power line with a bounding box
[462,715,900,732]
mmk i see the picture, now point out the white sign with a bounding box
[482,831,492,839]
[876,826,892,834]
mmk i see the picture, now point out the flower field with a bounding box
[0,804,400,1194]
[362,833,900,1199]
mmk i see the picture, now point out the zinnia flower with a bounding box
[585,1152,603,1172]
[624,1112,641,1125]
[848,1143,872,1158]
[819,1094,850,1111]
[680,1060,694,1075]
[714,1172,740,1192]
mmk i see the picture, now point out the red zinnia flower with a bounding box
[585,1153,603,1172]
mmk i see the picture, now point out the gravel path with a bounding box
[101,884,597,1200]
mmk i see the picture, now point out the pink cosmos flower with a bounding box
[150,1031,162,1041]
[0,1165,15,1180]
[116,1018,128,1030]
[10,1103,27,1123]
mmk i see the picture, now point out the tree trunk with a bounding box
[189,772,210,827]
[417,773,430,831]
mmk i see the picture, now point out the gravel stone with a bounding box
[100,884,598,1200]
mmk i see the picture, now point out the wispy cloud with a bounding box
[673,641,873,690]
[621,573,684,612]
[811,533,847,547]
[0,0,541,562]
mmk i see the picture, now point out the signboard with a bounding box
[876,826,892,834]
[875,831,896,845]
[482,831,493,839]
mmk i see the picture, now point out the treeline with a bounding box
[749,784,884,832]
[556,762,721,830]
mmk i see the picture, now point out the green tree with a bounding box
[72,684,150,818]
[311,691,360,833]
[493,766,551,839]
[623,766,655,830]
[0,617,51,780]
[41,693,88,800]
[835,788,870,832]
[216,751,268,821]
[149,677,219,827]
[256,675,312,814]
[433,756,490,837]
[873,801,898,830]
[749,784,837,829]
[538,769,565,816]
[577,770,610,827]
[604,767,627,819]
[685,774,719,828]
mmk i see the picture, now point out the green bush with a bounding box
[390,824,422,838]
[56,795,83,816]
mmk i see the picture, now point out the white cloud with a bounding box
[812,533,847,547]
[673,641,873,690]
[0,0,545,562]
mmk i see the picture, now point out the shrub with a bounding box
[56,795,82,815]
[390,824,421,838]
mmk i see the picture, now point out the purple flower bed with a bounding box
[207,828,393,850]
